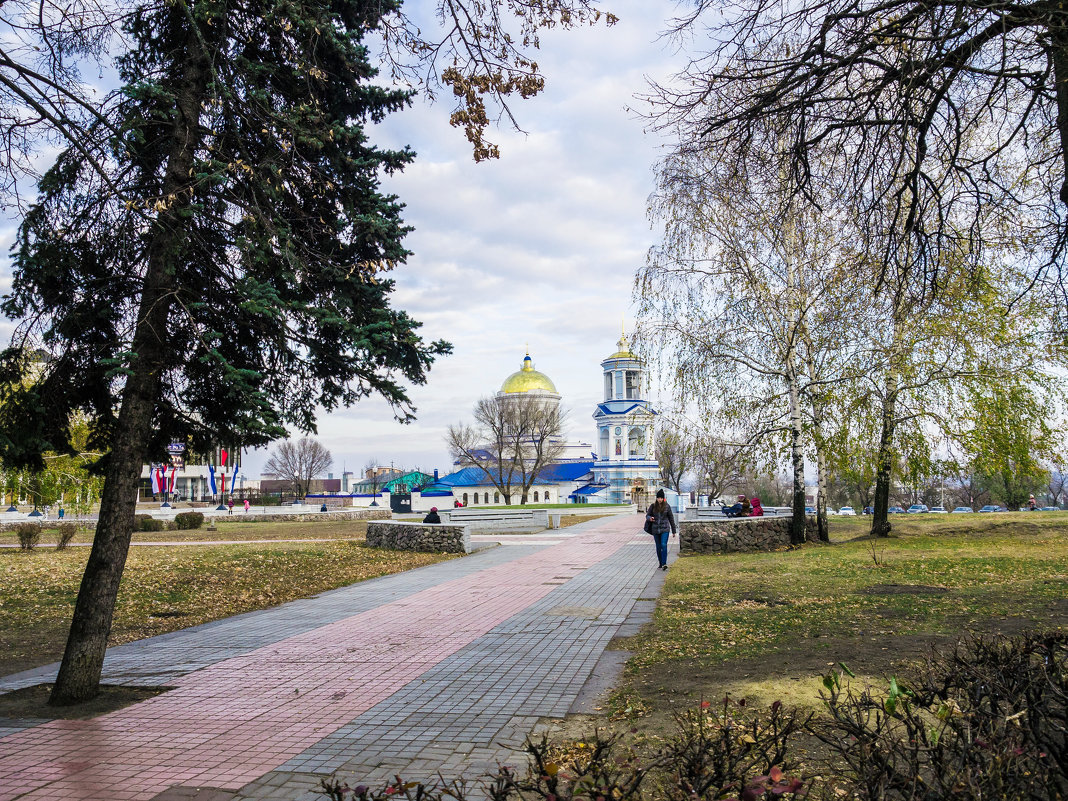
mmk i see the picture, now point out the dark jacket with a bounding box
[646,501,677,536]
[423,510,441,524]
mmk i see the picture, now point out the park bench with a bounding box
[438,507,550,532]
[684,506,789,521]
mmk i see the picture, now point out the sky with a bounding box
[0,1,685,482]
[249,0,684,480]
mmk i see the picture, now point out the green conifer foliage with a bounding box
[0,0,449,703]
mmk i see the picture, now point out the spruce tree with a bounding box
[0,0,448,704]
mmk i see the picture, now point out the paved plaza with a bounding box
[0,514,670,801]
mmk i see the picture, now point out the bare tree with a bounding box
[1048,463,1068,508]
[656,427,690,494]
[691,434,751,506]
[447,394,565,504]
[650,0,1068,303]
[360,458,387,506]
[264,438,333,500]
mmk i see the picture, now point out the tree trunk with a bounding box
[870,369,899,539]
[788,363,807,545]
[49,33,209,706]
[815,438,829,543]
[1052,29,1068,208]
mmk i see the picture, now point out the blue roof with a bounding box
[570,484,608,496]
[535,461,594,482]
[435,461,594,487]
[435,466,493,487]
[594,401,658,417]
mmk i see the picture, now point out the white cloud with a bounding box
[0,0,684,480]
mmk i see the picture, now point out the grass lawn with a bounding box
[0,536,456,677]
[0,518,372,546]
[571,511,1068,738]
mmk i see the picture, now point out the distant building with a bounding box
[591,333,660,506]
[139,445,244,501]
[428,334,661,505]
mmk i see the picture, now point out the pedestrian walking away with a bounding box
[244,498,250,513]
[227,498,234,515]
[645,488,677,570]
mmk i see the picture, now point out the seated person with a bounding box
[750,497,764,517]
[423,506,441,524]
[722,494,749,517]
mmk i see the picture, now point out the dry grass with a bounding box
[0,539,455,677]
[585,512,1068,740]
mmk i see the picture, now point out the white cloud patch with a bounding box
[0,0,684,479]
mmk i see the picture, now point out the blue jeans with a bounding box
[654,532,669,567]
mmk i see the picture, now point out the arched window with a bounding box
[484,492,489,504]
[628,427,644,458]
[462,493,468,505]
[494,492,500,503]
[472,493,478,504]
[533,491,539,502]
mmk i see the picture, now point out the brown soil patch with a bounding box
[0,683,168,720]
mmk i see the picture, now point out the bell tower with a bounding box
[591,330,661,506]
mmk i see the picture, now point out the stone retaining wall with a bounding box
[366,521,470,554]
[680,516,820,554]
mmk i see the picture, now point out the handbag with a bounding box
[643,518,654,535]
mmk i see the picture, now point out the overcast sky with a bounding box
[292,1,686,481]
[0,1,684,481]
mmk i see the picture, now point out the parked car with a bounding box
[978,504,1003,513]
[888,506,906,514]
[805,506,815,514]
[839,506,856,516]
[952,506,974,513]
[929,506,948,513]
[906,504,929,514]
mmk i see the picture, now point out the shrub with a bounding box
[15,522,41,550]
[318,701,808,801]
[315,632,1066,801]
[55,522,78,550]
[815,630,1068,800]
[174,511,205,530]
[134,514,168,532]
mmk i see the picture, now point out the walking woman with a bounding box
[646,488,677,570]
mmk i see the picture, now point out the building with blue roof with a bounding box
[429,335,661,507]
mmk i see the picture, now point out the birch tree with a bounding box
[638,139,863,544]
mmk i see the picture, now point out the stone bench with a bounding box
[438,507,549,532]
[680,516,820,554]
[366,520,470,553]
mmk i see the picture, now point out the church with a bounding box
[429,332,662,506]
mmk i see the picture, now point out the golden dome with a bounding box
[500,354,558,394]
[609,332,637,359]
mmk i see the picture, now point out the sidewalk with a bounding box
[0,515,670,801]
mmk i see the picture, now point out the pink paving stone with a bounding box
[0,518,637,801]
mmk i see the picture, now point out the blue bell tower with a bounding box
[591,331,661,506]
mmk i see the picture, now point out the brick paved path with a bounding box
[0,514,670,801]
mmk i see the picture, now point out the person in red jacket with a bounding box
[750,497,765,517]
